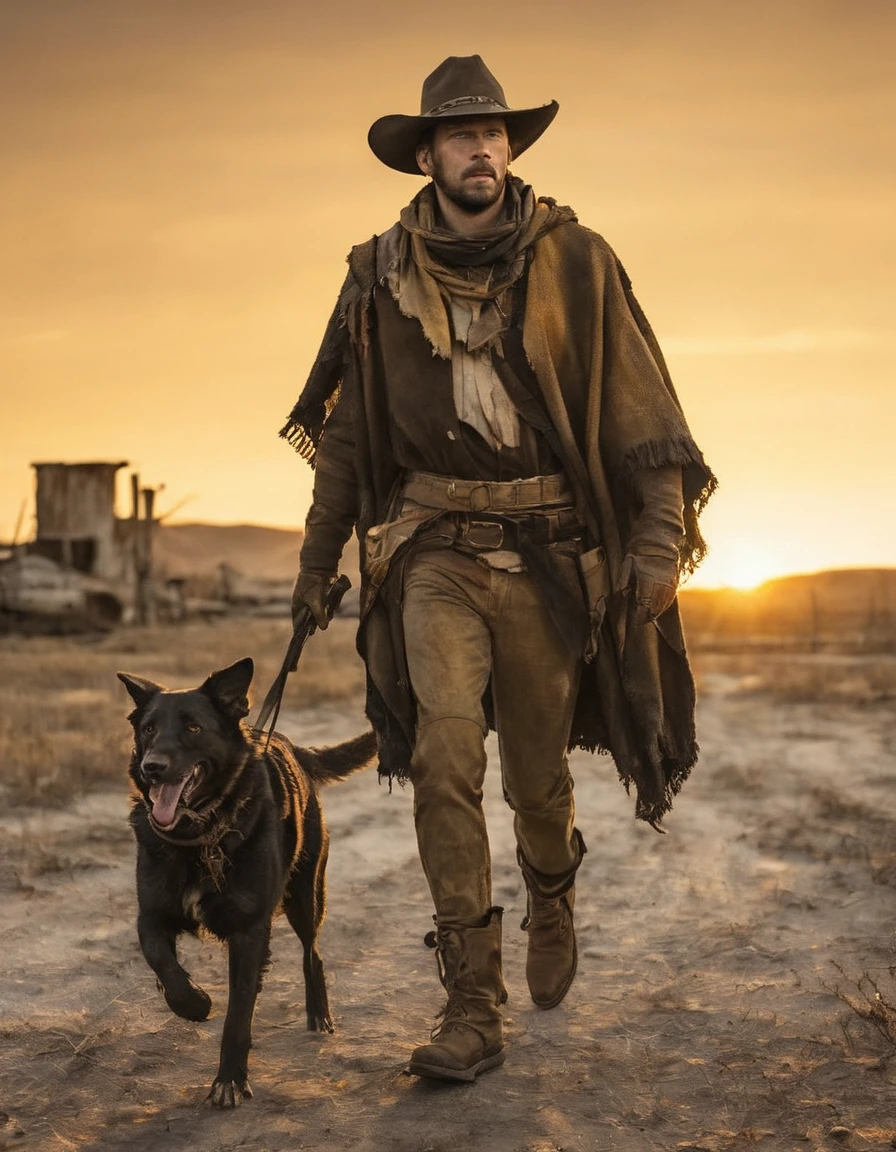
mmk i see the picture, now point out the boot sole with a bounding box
[407,1049,506,1083]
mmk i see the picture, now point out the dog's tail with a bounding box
[297,730,378,784]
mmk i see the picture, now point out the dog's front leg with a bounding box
[137,914,212,1022]
[207,921,271,1108]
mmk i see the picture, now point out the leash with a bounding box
[254,574,352,742]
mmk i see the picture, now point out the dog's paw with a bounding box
[165,981,212,1022]
[207,1076,253,1109]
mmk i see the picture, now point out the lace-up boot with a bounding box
[518,829,586,1009]
[407,906,507,1082]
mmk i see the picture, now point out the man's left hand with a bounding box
[621,554,679,624]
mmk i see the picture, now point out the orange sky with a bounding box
[1,0,893,588]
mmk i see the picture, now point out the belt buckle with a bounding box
[468,484,491,512]
[464,519,504,550]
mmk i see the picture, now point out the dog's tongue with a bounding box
[149,780,187,828]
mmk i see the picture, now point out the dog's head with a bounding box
[118,657,254,836]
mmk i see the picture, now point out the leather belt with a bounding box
[403,470,573,513]
[422,510,584,552]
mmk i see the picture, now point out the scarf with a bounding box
[279,179,576,463]
[383,176,576,358]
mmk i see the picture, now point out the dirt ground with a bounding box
[1,638,895,1151]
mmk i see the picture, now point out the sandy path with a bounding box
[1,676,895,1151]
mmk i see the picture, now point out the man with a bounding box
[282,56,715,1083]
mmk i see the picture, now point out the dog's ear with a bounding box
[117,672,164,710]
[201,657,254,719]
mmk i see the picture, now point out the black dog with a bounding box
[118,656,376,1107]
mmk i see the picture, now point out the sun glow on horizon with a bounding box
[688,540,786,592]
[723,568,774,592]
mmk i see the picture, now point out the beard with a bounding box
[431,155,507,216]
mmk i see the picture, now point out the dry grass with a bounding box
[0,615,366,808]
[693,650,896,705]
[8,625,893,811]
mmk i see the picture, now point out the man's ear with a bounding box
[117,672,164,710]
[201,657,254,720]
[416,142,433,177]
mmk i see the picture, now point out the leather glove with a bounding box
[291,571,336,631]
[620,553,679,625]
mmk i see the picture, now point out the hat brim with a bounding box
[367,101,559,175]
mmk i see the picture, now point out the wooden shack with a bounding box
[30,461,130,581]
[24,461,158,624]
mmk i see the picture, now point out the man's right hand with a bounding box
[292,571,336,631]
[620,553,679,625]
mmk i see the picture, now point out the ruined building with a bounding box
[0,461,159,628]
[30,461,131,580]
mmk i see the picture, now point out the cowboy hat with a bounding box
[368,55,559,175]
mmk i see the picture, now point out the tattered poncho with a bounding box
[282,196,716,826]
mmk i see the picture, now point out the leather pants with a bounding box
[403,547,583,924]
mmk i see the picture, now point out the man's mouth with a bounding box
[148,765,204,829]
[465,168,497,180]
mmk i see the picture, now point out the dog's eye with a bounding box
[143,722,156,736]
[186,723,201,734]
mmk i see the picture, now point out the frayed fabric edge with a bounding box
[619,437,718,578]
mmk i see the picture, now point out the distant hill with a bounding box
[679,568,896,647]
[154,522,360,582]
[154,523,302,579]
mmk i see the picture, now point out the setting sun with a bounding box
[722,548,780,591]
[689,536,783,591]
[725,567,771,592]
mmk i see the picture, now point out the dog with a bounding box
[118,656,376,1108]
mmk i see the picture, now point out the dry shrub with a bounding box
[824,961,896,1051]
[0,615,366,807]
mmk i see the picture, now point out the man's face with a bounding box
[416,117,510,215]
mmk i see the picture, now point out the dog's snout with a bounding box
[141,757,170,781]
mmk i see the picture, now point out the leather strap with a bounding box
[403,470,573,513]
[254,574,352,742]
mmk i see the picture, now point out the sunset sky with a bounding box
[1,0,893,588]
